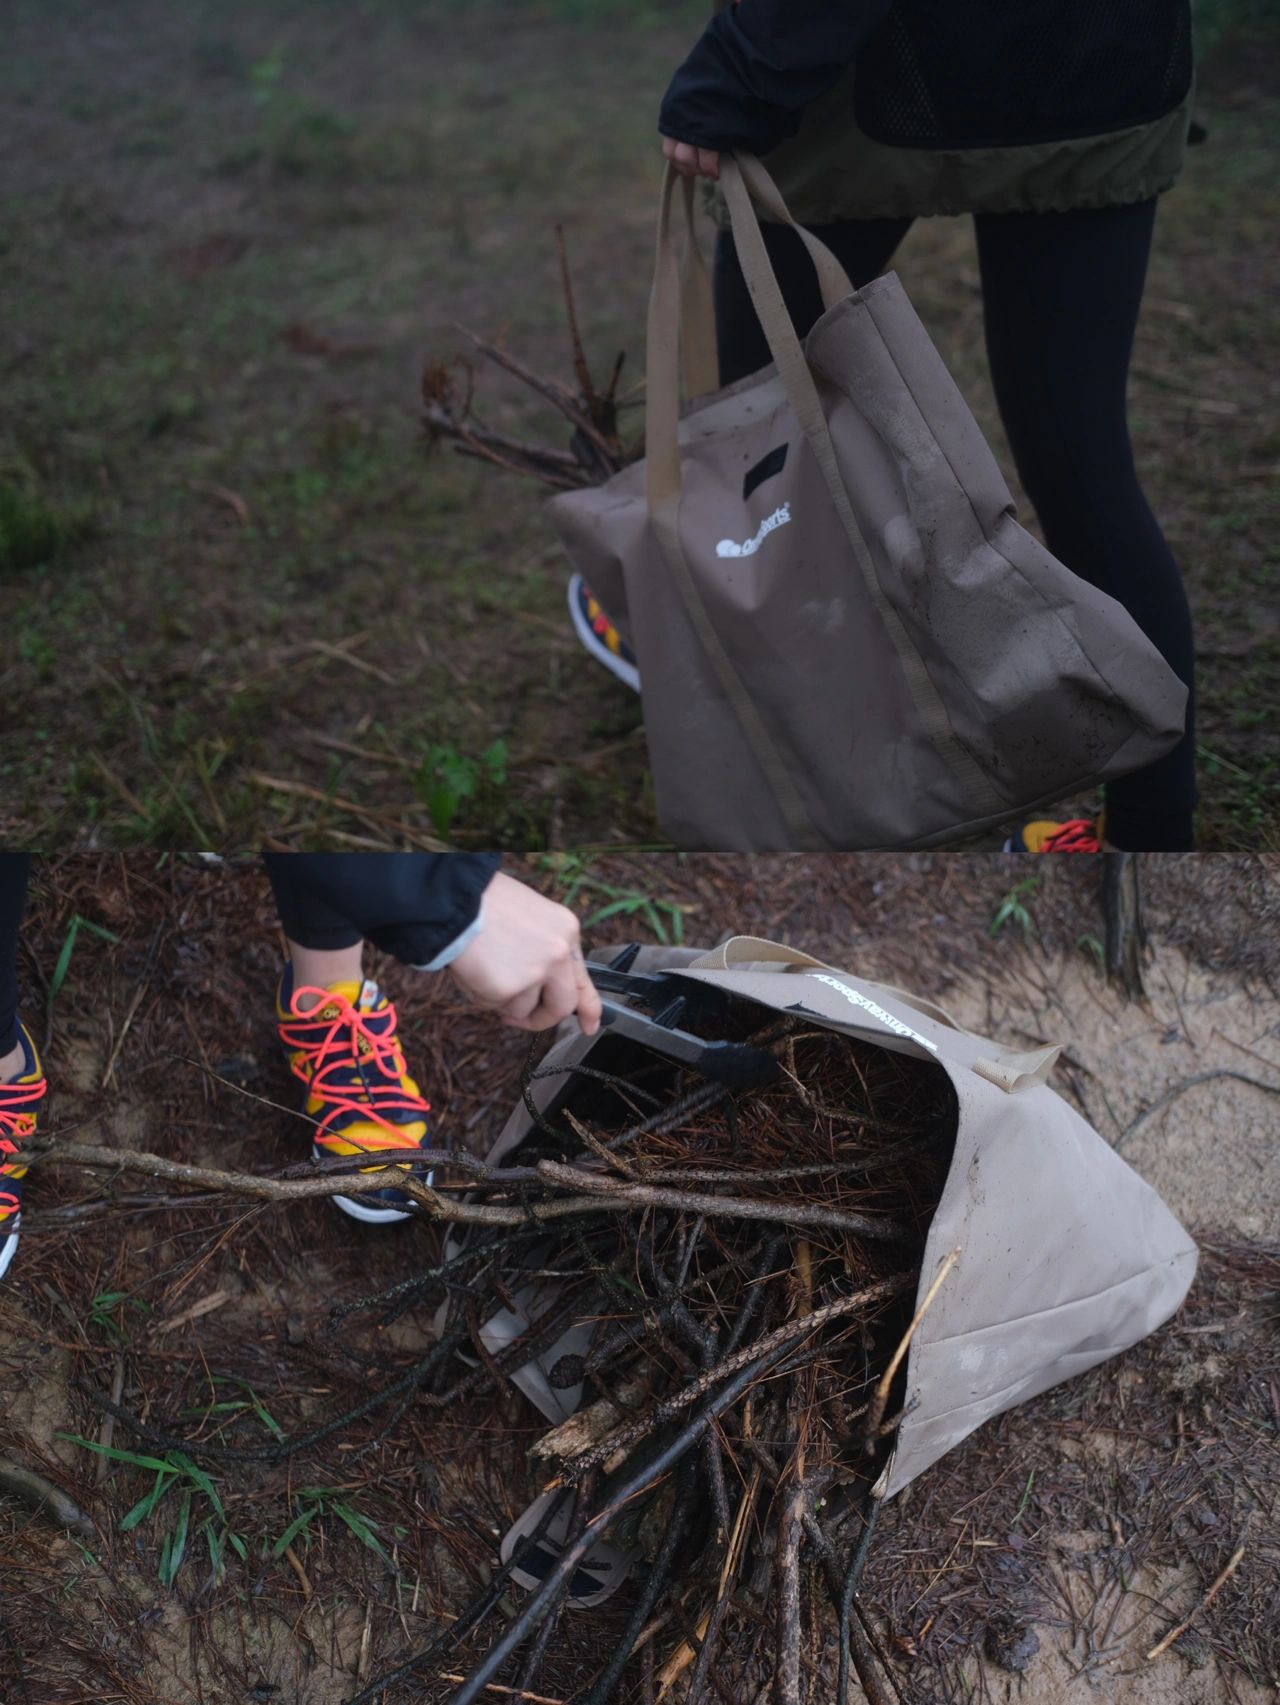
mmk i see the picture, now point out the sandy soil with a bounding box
[942,947,1279,1243]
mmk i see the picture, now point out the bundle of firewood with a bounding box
[350,1010,956,1705]
[422,229,639,493]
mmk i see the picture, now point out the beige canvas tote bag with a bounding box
[548,157,1188,850]
[476,937,1197,1501]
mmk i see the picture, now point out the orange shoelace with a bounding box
[0,1074,46,1219]
[1041,819,1102,854]
[278,987,430,1154]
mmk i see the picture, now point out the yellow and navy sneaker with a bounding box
[568,574,640,694]
[1004,816,1104,854]
[0,1024,47,1281]
[276,968,432,1225]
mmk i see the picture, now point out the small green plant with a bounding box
[48,914,122,1010]
[270,1485,393,1568]
[239,46,358,179]
[187,1375,286,1442]
[415,739,508,837]
[987,876,1040,939]
[1,483,62,571]
[1077,932,1106,973]
[60,1438,247,1587]
[0,481,91,572]
[1010,1469,1036,1529]
[247,46,286,106]
[88,1289,151,1346]
[541,853,689,945]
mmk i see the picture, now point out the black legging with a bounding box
[0,855,31,1057]
[263,853,500,966]
[714,200,1196,851]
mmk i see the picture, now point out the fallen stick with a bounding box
[22,1142,639,1227]
[247,773,450,850]
[860,1246,961,1451]
[437,1682,565,1705]
[0,1455,95,1538]
[1145,1545,1246,1661]
[1117,1072,1280,1151]
[33,1138,920,1240]
[535,1160,908,1243]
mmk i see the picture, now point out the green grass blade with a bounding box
[271,1504,318,1559]
[203,1518,224,1576]
[79,920,121,945]
[48,918,82,1006]
[119,1469,176,1532]
[584,895,646,926]
[250,1400,286,1441]
[330,1501,391,1565]
[59,1434,175,1474]
[168,1452,225,1521]
[160,1490,192,1585]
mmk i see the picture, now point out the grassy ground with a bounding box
[2,1,1277,850]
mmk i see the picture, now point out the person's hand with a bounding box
[449,872,602,1036]
[662,136,721,181]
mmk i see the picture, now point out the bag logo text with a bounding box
[809,974,940,1053]
[716,502,792,559]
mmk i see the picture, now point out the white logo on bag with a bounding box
[809,975,940,1052]
[716,502,792,558]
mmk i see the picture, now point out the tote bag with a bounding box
[548,156,1187,850]
[479,936,1198,1499]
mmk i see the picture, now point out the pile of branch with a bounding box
[422,228,637,492]
[349,1015,957,1705]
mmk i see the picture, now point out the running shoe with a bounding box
[567,574,640,694]
[276,968,432,1225]
[0,1024,48,1281]
[1004,816,1104,854]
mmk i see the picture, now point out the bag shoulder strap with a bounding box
[648,165,825,849]
[677,176,719,401]
[687,935,1061,1093]
[690,936,962,1030]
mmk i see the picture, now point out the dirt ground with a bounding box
[2,2,1277,850]
[0,852,1276,1703]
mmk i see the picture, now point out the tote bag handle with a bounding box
[675,174,720,401]
[646,161,826,848]
[672,159,853,398]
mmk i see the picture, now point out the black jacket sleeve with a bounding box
[262,853,502,967]
[659,0,892,156]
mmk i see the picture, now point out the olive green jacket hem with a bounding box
[708,71,1192,224]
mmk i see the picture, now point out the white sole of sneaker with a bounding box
[318,1145,435,1225]
[567,575,641,694]
[332,1191,416,1226]
[0,1221,19,1281]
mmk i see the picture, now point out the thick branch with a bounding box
[25,1143,669,1230]
[535,1160,908,1243]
